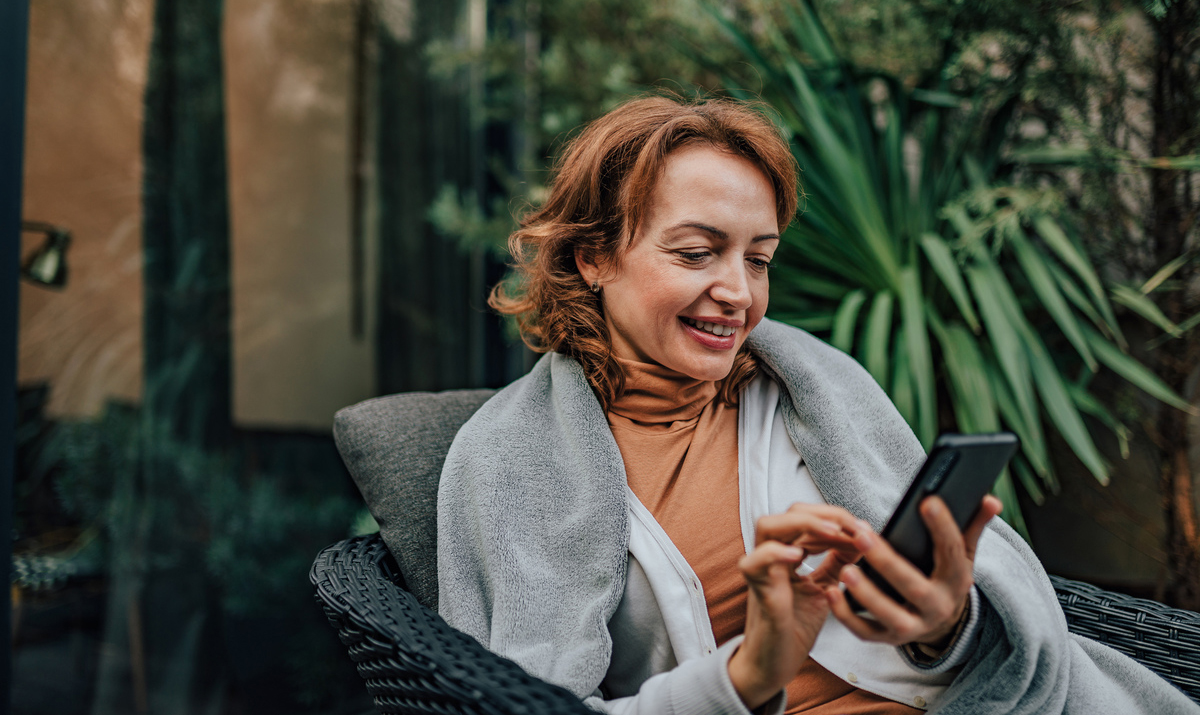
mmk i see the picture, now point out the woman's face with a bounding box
[583,144,780,382]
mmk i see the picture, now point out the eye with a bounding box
[677,251,711,264]
[747,257,774,273]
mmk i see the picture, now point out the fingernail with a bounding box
[784,546,803,559]
[926,499,942,515]
[854,531,873,550]
[819,520,841,534]
[841,565,859,585]
[855,519,872,533]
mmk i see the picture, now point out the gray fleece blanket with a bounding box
[437,317,1197,714]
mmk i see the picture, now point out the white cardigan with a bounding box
[598,374,979,714]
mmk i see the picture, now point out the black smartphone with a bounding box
[845,432,1019,614]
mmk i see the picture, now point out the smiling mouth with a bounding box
[681,317,737,337]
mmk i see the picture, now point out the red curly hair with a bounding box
[490,95,800,410]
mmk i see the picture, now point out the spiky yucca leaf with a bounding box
[690,0,1189,535]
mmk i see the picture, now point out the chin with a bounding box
[676,356,737,383]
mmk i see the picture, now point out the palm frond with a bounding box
[686,1,1191,534]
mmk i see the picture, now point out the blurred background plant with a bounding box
[687,0,1196,544]
[424,0,744,255]
[16,383,368,712]
[753,0,1199,608]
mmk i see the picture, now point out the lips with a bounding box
[680,316,738,349]
[681,316,737,336]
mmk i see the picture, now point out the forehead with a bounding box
[643,145,777,224]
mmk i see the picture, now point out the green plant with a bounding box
[693,0,1192,536]
[27,401,365,708]
[424,0,741,256]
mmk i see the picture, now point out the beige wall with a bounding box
[19,0,153,417]
[226,0,376,430]
[20,0,376,429]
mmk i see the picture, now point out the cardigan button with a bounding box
[913,696,927,708]
[846,672,858,683]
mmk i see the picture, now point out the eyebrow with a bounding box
[667,221,780,243]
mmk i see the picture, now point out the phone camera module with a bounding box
[924,450,960,493]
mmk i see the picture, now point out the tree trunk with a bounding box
[1150,0,1200,611]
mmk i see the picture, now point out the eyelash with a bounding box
[676,252,774,272]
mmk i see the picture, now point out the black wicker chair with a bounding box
[311,534,591,715]
[313,533,1200,714]
[1047,574,1200,700]
[317,390,1200,713]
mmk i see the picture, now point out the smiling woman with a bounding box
[576,145,780,382]
[489,96,797,409]
[436,95,1196,715]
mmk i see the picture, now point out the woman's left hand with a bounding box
[824,494,1002,648]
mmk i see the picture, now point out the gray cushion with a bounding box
[333,389,496,610]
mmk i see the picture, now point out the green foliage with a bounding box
[35,402,360,616]
[694,0,1190,535]
[350,507,381,537]
[23,402,366,708]
[426,0,731,139]
[422,0,1196,538]
[426,0,736,255]
[428,185,520,258]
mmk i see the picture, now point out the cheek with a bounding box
[748,277,770,324]
[649,271,704,313]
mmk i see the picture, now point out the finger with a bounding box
[806,548,858,589]
[784,502,861,522]
[824,584,891,642]
[826,543,864,568]
[962,495,1003,561]
[791,532,859,554]
[783,504,866,534]
[921,497,971,590]
[852,527,932,611]
[808,544,862,578]
[837,564,923,643]
[742,543,808,619]
[761,504,863,543]
[754,509,859,547]
[740,541,805,585]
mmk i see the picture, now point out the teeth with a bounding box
[684,318,735,337]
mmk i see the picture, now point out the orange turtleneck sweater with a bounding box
[606,358,920,715]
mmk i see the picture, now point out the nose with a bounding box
[709,256,753,310]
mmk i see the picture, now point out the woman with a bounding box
[437,96,1192,714]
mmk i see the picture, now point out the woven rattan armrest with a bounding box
[312,535,1200,711]
[1050,574,1200,702]
[310,534,593,715]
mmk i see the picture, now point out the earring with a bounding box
[591,281,600,294]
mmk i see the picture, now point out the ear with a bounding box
[575,247,606,289]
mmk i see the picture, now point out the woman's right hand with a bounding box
[727,503,864,709]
